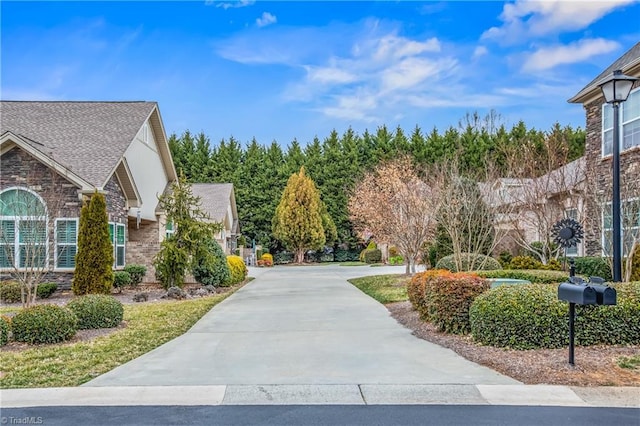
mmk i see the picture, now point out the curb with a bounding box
[2,385,638,408]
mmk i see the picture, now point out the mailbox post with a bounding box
[557,275,616,365]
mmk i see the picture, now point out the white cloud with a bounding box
[473,46,488,59]
[522,38,620,72]
[256,12,277,28]
[210,1,255,10]
[482,0,636,42]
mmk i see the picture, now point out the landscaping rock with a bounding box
[163,286,187,300]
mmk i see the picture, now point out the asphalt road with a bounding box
[2,405,638,426]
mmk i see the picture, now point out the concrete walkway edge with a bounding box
[2,385,638,408]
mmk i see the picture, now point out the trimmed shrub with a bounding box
[334,248,361,262]
[123,264,147,286]
[498,251,513,268]
[474,269,568,284]
[261,253,274,263]
[36,282,58,299]
[113,271,132,292]
[192,239,231,286]
[67,295,124,329]
[363,248,382,264]
[540,259,562,271]
[570,257,612,281]
[435,253,501,272]
[0,281,22,303]
[408,270,490,333]
[470,284,567,349]
[389,255,404,265]
[273,251,294,264]
[226,255,247,285]
[508,255,542,270]
[12,304,78,344]
[423,271,490,334]
[470,282,640,349]
[408,270,440,319]
[0,316,10,345]
[574,282,640,346]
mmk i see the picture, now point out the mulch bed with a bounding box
[387,301,640,386]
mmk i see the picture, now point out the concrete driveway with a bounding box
[86,265,518,387]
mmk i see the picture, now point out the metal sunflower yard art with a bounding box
[552,218,584,248]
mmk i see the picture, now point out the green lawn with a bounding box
[348,274,409,304]
[0,293,232,388]
[339,261,368,266]
[617,354,640,371]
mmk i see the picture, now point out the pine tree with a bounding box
[273,167,333,263]
[73,191,114,295]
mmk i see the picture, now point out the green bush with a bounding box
[389,255,404,265]
[569,257,612,281]
[123,264,147,286]
[474,269,568,284]
[12,304,78,344]
[0,281,22,303]
[470,284,568,349]
[469,282,640,349]
[192,238,231,286]
[113,271,132,292]
[363,248,382,264]
[36,282,58,299]
[274,251,294,264]
[0,316,10,346]
[67,295,124,329]
[540,259,562,271]
[334,248,361,262]
[498,251,513,268]
[226,255,247,286]
[435,253,501,272]
[508,255,542,270]
[574,282,640,346]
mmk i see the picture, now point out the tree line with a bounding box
[168,114,585,251]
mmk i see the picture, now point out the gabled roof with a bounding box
[569,42,640,104]
[191,183,237,226]
[0,101,160,188]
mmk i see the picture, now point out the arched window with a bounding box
[0,188,48,269]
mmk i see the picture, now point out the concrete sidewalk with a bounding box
[2,384,638,407]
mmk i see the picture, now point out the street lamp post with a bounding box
[599,69,638,282]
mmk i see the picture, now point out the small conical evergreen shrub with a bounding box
[73,191,114,295]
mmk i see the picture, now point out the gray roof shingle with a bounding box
[569,42,640,103]
[191,183,235,223]
[0,101,157,187]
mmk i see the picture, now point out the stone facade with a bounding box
[582,81,640,256]
[126,217,161,283]
[1,146,132,288]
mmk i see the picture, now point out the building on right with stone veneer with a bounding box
[568,41,640,261]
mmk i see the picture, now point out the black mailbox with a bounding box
[590,284,617,305]
[558,283,597,305]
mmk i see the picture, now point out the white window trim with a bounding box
[0,187,49,271]
[109,222,126,269]
[601,198,640,257]
[602,87,640,158]
[564,208,581,257]
[54,218,78,271]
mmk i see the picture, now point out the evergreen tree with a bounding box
[273,167,333,263]
[73,191,113,295]
[153,173,221,288]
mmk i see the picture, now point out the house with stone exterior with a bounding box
[568,41,640,258]
[190,183,240,254]
[0,101,239,285]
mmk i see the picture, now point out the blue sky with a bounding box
[2,1,639,146]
